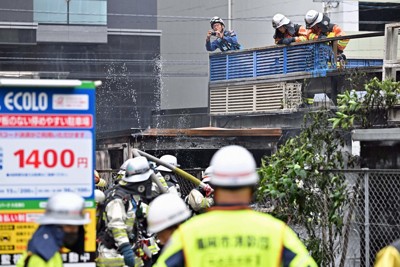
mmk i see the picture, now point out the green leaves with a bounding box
[257,111,355,266]
[331,78,400,129]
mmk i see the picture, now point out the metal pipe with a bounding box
[133,149,209,189]
[228,0,232,30]
[132,149,168,194]
[364,171,370,267]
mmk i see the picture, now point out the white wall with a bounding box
[157,0,397,110]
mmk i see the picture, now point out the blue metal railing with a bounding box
[209,43,383,82]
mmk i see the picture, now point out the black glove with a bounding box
[282,37,295,45]
[119,243,135,267]
[337,53,346,61]
[318,34,327,40]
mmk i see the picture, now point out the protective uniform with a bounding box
[95,170,108,188]
[186,166,214,213]
[305,10,349,53]
[206,16,241,52]
[272,13,310,45]
[154,145,317,267]
[17,192,90,267]
[156,155,181,197]
[118,159,168,199]
[374,239,400,267]
[96,156,159,267]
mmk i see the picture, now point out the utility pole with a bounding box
[66,0,71,24]
[228,0,232,30]
[383,23,400,81]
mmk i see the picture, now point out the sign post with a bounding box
[0,79,99,267]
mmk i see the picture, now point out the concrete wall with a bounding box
[157,0,323,110]
[108,0,157,29]
[0,1,33,22]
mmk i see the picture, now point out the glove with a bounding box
[282,37,295,45]
[119,243,135,267]
[203,184,214,197]
[318,34,327,40]
[337,53,346,61]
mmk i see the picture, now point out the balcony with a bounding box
[208,33,385,118]
[209,35,383,83]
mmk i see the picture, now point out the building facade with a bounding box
[0,0,161,133]
[156,0,400,127]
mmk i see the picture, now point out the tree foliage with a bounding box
[329,78,400,129]
[257,111,357,266]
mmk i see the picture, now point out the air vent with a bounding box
[210,82,302,115]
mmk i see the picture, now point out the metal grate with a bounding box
[209,43,383,82]
[228,52,254,79]
[210,82,302,114]
[283,83,302,109]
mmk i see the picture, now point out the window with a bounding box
[34,0,106,25]
[359,2,400,31]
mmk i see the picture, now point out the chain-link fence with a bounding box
[97,168,400,267]
[340,170,400,267]
[254,169,400,267]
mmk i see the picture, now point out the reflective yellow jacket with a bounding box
[16,251,63,267]
[154,207,317,267]
[374,240,400,267]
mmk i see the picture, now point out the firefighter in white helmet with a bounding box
[17,192,90,267]
[154,145,317,267]
[304,9,349,61]
[147,194,191,246]
[96,156,159,267]
[272,13,310,45]
[155,155,181,197]
[185,166,214,214]
[118,158,169,200]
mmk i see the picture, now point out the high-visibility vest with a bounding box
[156,208,317,267]
[17,251,63,267]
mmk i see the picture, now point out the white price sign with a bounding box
[0,130,93,199]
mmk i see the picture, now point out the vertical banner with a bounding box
[0,79,98,267]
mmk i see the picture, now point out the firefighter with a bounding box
[185,166,214,214]
[374,239,400,267]
[305,10,349,61]
[272,13,310,45]
[95,170,107,188]
[154,145,317,267]
[116,158,168,199]
[17,192,90,267]
[96,156,159,267]
[147,193,191,246]
[155,155,181,196]
[206,16,241,52]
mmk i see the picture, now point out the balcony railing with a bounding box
[209,33,384,82]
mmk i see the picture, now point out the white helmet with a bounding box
[156,155,179,172]
[117,158,132,178]
[147,193,191,234]
[210,16,225,29]
[272,13,291,29]
[202,166,213,183]
[305,10,323,29]
[123,156,153,183]
[94,189,106,204]
[210,145,259,187]
[38,192,90,225]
